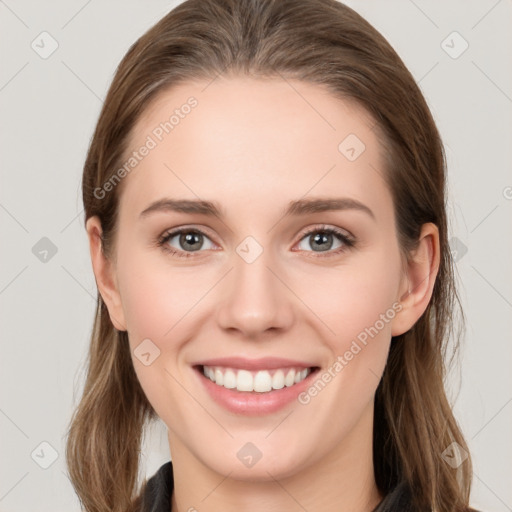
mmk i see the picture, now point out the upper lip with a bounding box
[193,356,317,371]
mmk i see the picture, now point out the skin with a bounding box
[86,76,439,512]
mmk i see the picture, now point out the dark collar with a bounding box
[371,480,415,512]
[140,461,173,512]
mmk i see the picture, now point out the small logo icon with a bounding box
[31,31,59,59]
[441,31,469,59]
[32,237,58,263]
[449,237,468,263]
[31,441,59,469]
[338,134,366,161]
[441,441,469,468]
[236,236,263,264]
[134,338,161,366]
[237,442,263,468]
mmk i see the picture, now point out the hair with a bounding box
[65,0,474,511]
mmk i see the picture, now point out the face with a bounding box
[90,76,416,480]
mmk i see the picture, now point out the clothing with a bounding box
[139,461,173,512]
[138,460,479,512]
[371,480,415,512]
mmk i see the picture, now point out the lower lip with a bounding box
[194,366,319,416]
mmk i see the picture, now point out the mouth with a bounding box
[192,358,320,417]
[191,356,321,415]
[196,364,320,393]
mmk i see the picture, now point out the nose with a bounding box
[216,246,295,339]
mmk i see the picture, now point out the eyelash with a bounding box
[156,224,356,259]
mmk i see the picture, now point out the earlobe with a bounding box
[85,216,127,331]
[391,222,440,337]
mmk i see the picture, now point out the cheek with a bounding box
[117,253,209,341]
[116,257,203,421]
[303,251,401,346]
[292,263,400,445]
[301,247,402,411]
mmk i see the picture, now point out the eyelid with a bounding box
[157,225,219,252]
[158,223,353,242]
[297,223,353,241]
[158,224,218,242]
[157,223,356,257]
[292,224,356,258]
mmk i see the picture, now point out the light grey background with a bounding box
[0,1,511,511]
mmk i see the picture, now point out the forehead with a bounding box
[118,76,393,227]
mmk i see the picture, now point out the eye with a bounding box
[157,227,215,258]
[156,224,356,259]
[295,224,355,257]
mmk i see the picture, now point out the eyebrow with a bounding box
[139,197,375,221]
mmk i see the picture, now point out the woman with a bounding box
[65,0,480,510]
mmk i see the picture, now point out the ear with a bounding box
[86,216,127,331]
[391,222,440,337]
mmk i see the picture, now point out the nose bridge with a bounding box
[216,236,294,335]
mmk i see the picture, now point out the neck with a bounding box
[169,402,382,512]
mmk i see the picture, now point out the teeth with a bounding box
[294,369,308,384]
[214,368,224,386]
[285,369,295,387]
[272,370,285,390]
[223,369,236,389]
[202,365,311,393]
[237,370,253,392]
[254,370,272,392]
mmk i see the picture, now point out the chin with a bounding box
[193,433,316,482]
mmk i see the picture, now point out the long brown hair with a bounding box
[65,1,473,510]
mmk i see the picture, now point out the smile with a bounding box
[201,365,312,393]
[192,357,320,415]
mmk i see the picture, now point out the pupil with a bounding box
[181,232,202,251]
[312,232,332,251]
[177,231,334,253]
